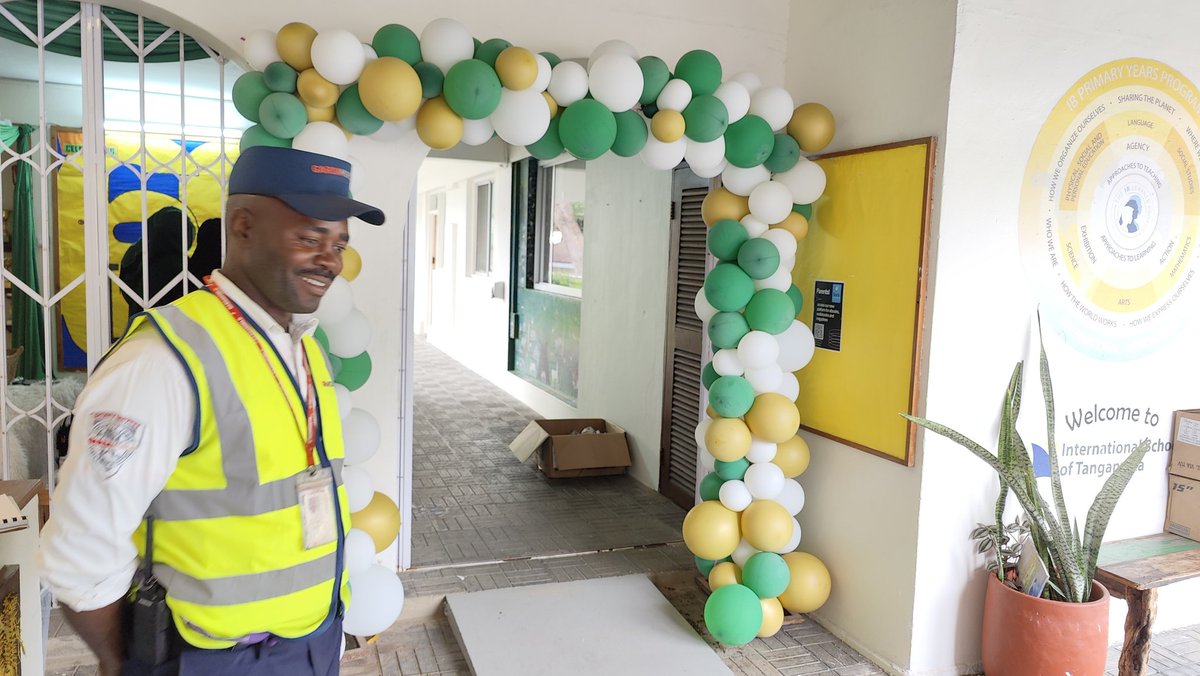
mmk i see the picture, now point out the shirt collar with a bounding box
[208,270,319,340]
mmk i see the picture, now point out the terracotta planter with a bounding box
[981,573,1109,676]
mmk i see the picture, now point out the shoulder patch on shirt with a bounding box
[87,412,145,479]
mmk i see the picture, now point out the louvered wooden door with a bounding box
[659,168,712,509]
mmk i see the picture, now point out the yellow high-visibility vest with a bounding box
[124,289,351,649]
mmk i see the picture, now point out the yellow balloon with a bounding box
[758,597,785,638]
[770,211,809,241]
[351,491,402,553]
[276,22,318,71]
[705,417,752,462]
[774,435,810,478]
[305,104,336,123]
[340,245,362,281]
[705,404,718,419]
[495,46,538,91]
[778,552,831,614]
[297,68,339,109]
[702,187,750,227]
[651,109,685,143]
[358,57,422,122]
[740,500,793,552]
[542,91,559,118]
[745,393,801,443]
[682,500,741,561]
[787,102,836,153]
[416,96,464,150]
[708,561,742,591]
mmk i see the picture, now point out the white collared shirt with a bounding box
[39,272,318,611]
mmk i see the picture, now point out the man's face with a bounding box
[239,196,348,319]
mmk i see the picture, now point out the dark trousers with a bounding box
[121,618,343,676]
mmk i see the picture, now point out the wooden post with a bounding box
[1118,587,1157,676]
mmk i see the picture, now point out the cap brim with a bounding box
[276,193,386,226]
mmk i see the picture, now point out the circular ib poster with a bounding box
[1019,58,1200,360]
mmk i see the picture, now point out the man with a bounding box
[40,146,385,675]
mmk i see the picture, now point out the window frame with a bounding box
[470,178,493,276]
[532,155,585,298]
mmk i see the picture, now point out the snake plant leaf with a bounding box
[1038,314,1073,546]
[1081,438,1151,591]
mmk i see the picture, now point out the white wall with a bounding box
[784,1,958,673]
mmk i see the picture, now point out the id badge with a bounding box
[296,467,337,550]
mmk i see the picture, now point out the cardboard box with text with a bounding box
[1170,409,1200,482]
[1166,474,1200,541]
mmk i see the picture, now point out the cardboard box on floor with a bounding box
[510,418,631,479]
[1166,411,1200,541]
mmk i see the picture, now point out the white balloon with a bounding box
[343,564,404,636]
[694,287,719,322]
[656,78,693,111]
[740,215,769,238]
[588,54,643,112]
[754,265,793,292]
[348,155,365,197]
[745,438,778,464]
[548,61,589,107]
[242,30,280,72]
[334,383,353,420]
[737,330,779,369]
[721,164,770,197]
[342,465,373,512]
[490,88,550,146]
[777,320,816,372]
[698,448,717,473]
[745,365,784,393]
[461,117,496,146]
[314,277,354,324]
[368,117,415,142]
[690,159,726,179]
[420,18,473,73]
[684,137,725,171]
[325,308,372,357]
[775,517,802,554]
[749,86,794,131]
[749,180,794,225]
[532,53,553,92]
[694,417,712,454]
[777,480,806,515]
[719,480,753,512]
[342,408,381,465]
[292,121,349,160]
[361,43,378,63]
[731,538,759,568]
[713,80,750,124]
[773,372,800,400]
[344,528,376,576]
[589,39,638,69]
[776,157,827,205]
[712,348,744,377]
[731,72,762,95]
[311,29,367,85]
[760,228,798,262]
[639,136,686,171]
[744,463,785,500]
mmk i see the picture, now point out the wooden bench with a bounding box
[1095,532,1200,676]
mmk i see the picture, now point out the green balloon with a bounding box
[257,92,307,139]
[232,71,272,123]
[474,38,511,68]
[696,556,718,577]
[708,312,750,350]
[745,289,795,334]
[444,59,502,120]
[707,219,749,261]
[239,124,290,153]
[540,51,561,67]
[737,238,780,280]
[314,327,330,352]
[764,133,801,173]
[709,376,756,418]
[786,284,804,317]
[675,49,722,97]
[704,263,755,312]
[792,202,813,219]
[699,472,725,501]
[526,117,564,160]
[724,115,775,168]
[704,584,763,646]
[641,102,659,118]
[611,110,648,157]
[336,351,373,391]
[683,95,728,143]
[263,62,297,93]
[373,24,421,65]
[714,457,750,481]
[336,85,384,136]
[637,56,671,105]
[702,361,719,390]
[328,354,343,379]
[415,62,445,99]
[559,99,617,160]
[742,552,791,599]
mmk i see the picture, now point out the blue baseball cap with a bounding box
[228,146,385,225]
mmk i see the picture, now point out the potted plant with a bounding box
[903,326,1150,676]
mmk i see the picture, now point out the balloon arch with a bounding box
[234,17,833,644]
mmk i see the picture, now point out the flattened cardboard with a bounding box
[1166,474,1200,542]
[1170,410,1200,482]
[510,422,551,463]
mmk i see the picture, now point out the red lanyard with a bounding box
[205,276,318,467]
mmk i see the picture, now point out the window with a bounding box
[534,158,585,295]
[427,191,444,269]
[472,180,492,274]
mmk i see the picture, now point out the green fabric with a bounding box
[7,124,45,380]
[0,0,207,62]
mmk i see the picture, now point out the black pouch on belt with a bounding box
[127,516,174,666]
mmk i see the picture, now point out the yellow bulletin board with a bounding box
[795,138,935,466]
